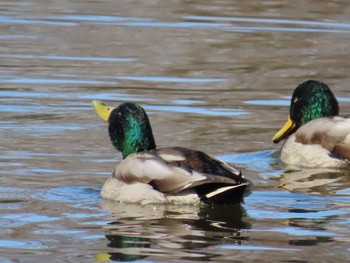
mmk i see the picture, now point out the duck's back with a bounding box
[156,147,243,180]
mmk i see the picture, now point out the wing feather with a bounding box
[112,147,246,194]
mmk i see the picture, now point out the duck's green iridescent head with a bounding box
[92,101,156,158]
[273,80,339,143]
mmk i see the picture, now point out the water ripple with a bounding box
[0,54,136,62]
[187,16,350,29]
[187,16,350,33]
[115,76,226,83]
[2,12,350,34]
[48,14,151,23]
[0,239,47,249]
[0,15,76,26]
[0,77,117,85]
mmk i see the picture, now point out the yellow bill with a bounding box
[272,115,296,143]
[92,100,114,122]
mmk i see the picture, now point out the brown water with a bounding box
[1,1,350,262]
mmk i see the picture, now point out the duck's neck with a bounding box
[109,115,156,158]
[300,92,338,125]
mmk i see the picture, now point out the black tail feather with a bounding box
[197,182,251,205]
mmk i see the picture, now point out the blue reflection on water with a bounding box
[267,227,334,236]
[2,213,58,222]
[0,240,45,249]
[0,15,76,26]
[219,150,280,177]
[145,105,248,116]
[244,100,288,106]
[42,186,100,203]
[219,244,300,251]
[246,191,347,220]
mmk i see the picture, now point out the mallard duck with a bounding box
[272,80,350,168]
[92,101,251,205]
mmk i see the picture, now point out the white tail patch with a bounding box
[205,185,239,199]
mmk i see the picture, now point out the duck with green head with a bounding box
[273,80,350,168]
[92,101,251,205]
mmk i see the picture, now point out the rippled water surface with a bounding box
[2,1,350,262]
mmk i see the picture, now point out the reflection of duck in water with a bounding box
[95,202,251,262]
[274,168,347,194]
[273,80,350,168]
[92,101,251,205]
